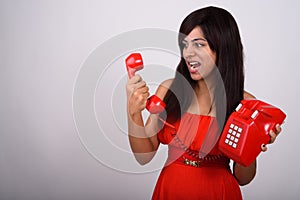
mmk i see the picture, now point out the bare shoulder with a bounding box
[155,78,174,100]
[243,91,256,99]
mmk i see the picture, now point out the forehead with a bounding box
[184,26,205,40]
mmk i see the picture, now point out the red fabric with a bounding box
[152,113,242,200]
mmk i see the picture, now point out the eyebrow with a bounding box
[183,38,207,42]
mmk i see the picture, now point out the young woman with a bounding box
[126,6,282,199]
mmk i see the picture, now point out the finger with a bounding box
[134,91,149,99]
[261,144,268,152]
[136,85,149,94]
[128,74,142,84]
[135,80,147,89]
[268,130,277,144]
[132,86,148,98]
[127,81,146,96]
[132,90,150,102]
[275,124,282,135]
[143,91,150,99]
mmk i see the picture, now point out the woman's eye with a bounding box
[182,41,204,49]
[194,42,203,48]
[182,41,188,48]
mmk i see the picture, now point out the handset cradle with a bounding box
[125,53,166,114]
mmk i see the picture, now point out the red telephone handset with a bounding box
[125,53,166,114]
[219,99,286,166]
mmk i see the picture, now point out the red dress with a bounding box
[152,113,242,200]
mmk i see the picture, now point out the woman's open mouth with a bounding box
[189,61,201,73]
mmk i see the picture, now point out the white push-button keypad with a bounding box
[224,123,242,149]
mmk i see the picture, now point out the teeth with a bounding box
[189,61,200,68]
[190,61,199,66]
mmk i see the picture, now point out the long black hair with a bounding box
[162,6,244,129]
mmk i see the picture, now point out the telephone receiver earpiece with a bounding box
[125,53,166,114]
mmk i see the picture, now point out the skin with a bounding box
[126,26,282,185]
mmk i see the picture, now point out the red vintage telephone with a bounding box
[125,53,166,114]
[219,99,286,166]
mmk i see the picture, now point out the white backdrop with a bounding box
[1,0,299,199]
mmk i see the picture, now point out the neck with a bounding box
[195,73,217,99]
[186,80,215,116]
[190,71,219,116]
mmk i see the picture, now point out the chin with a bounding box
[190,73,203,81]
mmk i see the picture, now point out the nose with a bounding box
[184,43,196,57]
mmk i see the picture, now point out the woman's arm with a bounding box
[232,91,257,185]
[233,160,257,186]
[126,76,172,165]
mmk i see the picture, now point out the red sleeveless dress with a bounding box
[152,113,242,200]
